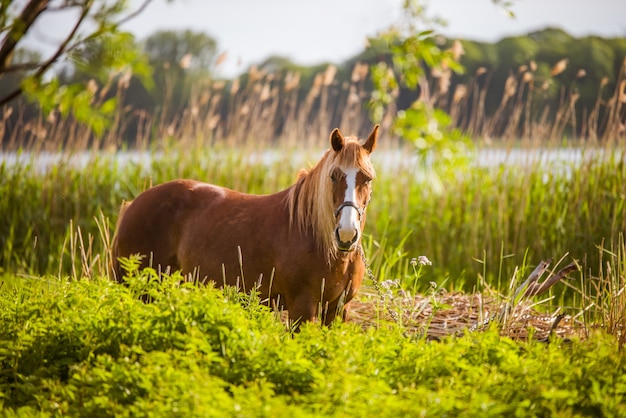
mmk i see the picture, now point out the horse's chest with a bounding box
[327,261,363,292]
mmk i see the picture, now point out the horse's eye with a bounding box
[330,171,342,183]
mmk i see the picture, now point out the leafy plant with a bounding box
[0,0,153,134]
[0,269,625,416]
[368,0,472,170]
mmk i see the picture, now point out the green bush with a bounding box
[0,267,624,416]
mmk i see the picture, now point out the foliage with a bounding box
[144,29,219,72]
[453,28,626,139]
[0,266,624,416]
[143,29,219,115]
[0,0,154,134]
[368,0,471,168]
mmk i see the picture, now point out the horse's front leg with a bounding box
[287,294,319,330]
[320,298,352,326]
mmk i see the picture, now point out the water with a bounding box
[0,146,616,173]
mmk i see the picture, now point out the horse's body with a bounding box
[111,125,379,325]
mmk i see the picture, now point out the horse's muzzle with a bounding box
[335,227,359,252]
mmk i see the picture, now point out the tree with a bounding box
[142,29,218,116]
[0,0,157,134]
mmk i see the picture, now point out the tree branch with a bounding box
[0,0,50,73]
[115,0,154,27]
[0,1,93,107]
[0,0,154,107]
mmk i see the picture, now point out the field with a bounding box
[3,1,626,412]
[2,54,626,415]
[1,130,625,415]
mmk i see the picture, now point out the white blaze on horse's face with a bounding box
[332,164,371,252]
[335,167,361,250]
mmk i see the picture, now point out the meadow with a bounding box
[1,60,626,415]
[1,132,625,415]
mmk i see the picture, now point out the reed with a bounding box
[3,54,624,154]
[396,151,622,292]
[2,141,624,286]
[440,55,626,143]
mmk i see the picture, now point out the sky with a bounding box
[24,0,626,78]
[120,0,626,77]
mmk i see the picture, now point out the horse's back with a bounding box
[112,179,225,278]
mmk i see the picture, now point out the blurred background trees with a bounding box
[1,0,625,149]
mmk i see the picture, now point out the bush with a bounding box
[0,266,625,416]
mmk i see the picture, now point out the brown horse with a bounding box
[111,125,379,326]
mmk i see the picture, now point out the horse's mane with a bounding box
[286,137,376,259]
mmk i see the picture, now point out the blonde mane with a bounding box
[286,137,376,259]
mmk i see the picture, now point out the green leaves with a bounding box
[368,0,472,171]
[0,275,624,416]
[71,31,153,89]
[1,1,154,138]
[369,62,397,123]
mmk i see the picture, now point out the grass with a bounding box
[0,266,625,416]
[2,132,625,335]
[1,140,624,296]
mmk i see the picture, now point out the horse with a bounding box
[111,125,379,326]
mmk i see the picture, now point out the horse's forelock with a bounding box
[334,137,376,179]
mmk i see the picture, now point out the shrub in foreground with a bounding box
[0,268,625,417]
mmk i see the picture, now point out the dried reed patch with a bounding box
[349,289,587,341]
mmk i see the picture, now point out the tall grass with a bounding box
[1,56,625,342]
[1,142,624,291]
[0,148,304,276]
[441,57,626,142]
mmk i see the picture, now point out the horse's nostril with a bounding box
[335,228,359,251]
[337,228,357,244]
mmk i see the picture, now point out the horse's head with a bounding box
[328,125,378,252]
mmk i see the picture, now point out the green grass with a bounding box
[1,143,625,297]
[2,49,625,415]
[0,266,624,417]
[1,144,625,335]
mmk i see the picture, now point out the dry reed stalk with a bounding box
[337,63,370,134]
[449,83,467,126]
[481,73,517,138]
[501,75,529,140]
[465,68,490,138]
[279,73,303,146]
[522,72,535,140]
[348,290,585,341]
[551,58,568,77]
[315,65,337,139]
[346,258,583,341]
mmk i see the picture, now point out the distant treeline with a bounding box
[2,27,625,149]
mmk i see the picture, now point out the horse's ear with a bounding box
[363,124,379,154]
[330,128,344,152]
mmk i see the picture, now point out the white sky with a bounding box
[25,0,626,78]
[122,0,626,77]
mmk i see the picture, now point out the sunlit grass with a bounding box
[0,264,625,415]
